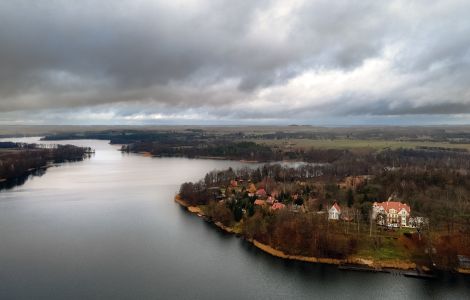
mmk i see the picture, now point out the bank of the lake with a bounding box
[174,195,425,273]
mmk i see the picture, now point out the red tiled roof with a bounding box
[254,199,266,206]
[331,202,341,213]
[256,188,267,196]
[374,201,410,214]
[271,202,286,210]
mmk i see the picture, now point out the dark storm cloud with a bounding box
[0,0,470,124]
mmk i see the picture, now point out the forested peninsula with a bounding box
[176,149,470,275]
[0,142,91,189]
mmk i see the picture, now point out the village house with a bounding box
[408,216,428,228]
[254,199,266,206]
[266,195,275,205]
[271,202,286,211]
[328,202,341,220]
[247,183,257,197]
[340,207,354,222]
[256,188,267,199]
[372,200,411,227]
[270,190,279,199]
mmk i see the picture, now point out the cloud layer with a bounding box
[1,0,470,124]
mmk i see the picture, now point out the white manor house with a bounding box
[372,200,411,228]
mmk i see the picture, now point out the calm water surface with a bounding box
[0,138,469,299]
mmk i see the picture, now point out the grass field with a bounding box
[356,236,412,261]
[252,138,470,151]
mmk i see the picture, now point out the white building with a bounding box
[328,203,341,220]
[372,201,411,227]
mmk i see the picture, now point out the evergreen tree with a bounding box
[347,189,354,208]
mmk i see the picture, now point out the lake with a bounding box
[0,138,469,299]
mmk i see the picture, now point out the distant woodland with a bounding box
[36,125,470,145]
[0,142,90,188]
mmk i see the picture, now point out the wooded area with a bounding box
[178,147,470,270]
[0,143,90,189]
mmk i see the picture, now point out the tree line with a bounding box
[0,143,90,188]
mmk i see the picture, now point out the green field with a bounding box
[356,236,412,261]
[252,138,470,151]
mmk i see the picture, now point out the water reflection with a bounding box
[0,168,47,191]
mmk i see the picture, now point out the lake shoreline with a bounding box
[134,151,315,164]
[173,195,446,275]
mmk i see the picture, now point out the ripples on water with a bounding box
[0,137,469,299]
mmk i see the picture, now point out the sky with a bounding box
[0,0,470,125]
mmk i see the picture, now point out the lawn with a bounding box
[356,236,412,261]
[251,138,470,151]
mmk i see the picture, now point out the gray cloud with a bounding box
[0,0,470,124]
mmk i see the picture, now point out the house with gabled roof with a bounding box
[266,195,275,205]
[254,199,266,206]
[328,202,341,220]
[372,200,411,227]
[271,202,286,211]
[256,188,267,198]
[247,183,257,197]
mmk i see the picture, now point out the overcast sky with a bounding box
[1,0,470,125]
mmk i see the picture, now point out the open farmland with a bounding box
[252,138,470,151]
